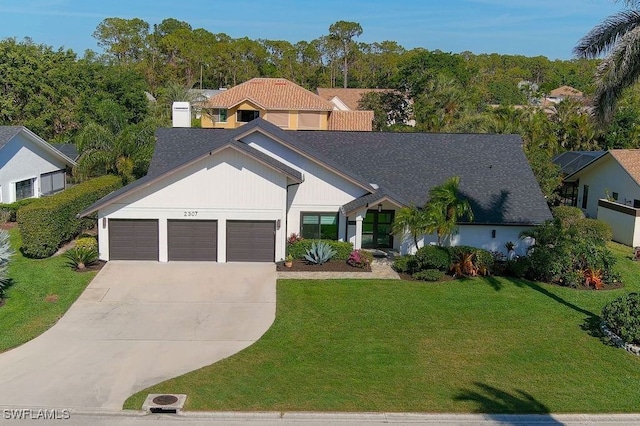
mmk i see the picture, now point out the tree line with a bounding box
[3,16,640,198]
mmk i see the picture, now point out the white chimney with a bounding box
[172,102,191,128]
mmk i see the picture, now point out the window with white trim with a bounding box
[40,170,66,195]
[301,212,339,240]
[15,178,34,201]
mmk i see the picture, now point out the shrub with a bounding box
[505,257,531,278]
[552,206,584,227]
[447,246,494,276]
[304,241,337,265]
[347,249,373,269]
[415,245,450,271]
[602,293,640,345]
[76,236,98,251]
[287,239,352,260]
[0,198,39,222]
[17,175,122,258]
[287,233,302,245]
[574,218,613,243]
[523,218,617,287]
[474,249,495,275]
[392,255,418,274]
[63,247,99,270]
[412,269,445,282]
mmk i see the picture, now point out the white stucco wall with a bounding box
[572,155,640,218]
[597,203,640,247]
[396,225,536,257]
[243,132,370,242]
[98,147,288,262]
[0,132,69,203]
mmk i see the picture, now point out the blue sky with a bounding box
[0,0,625,59]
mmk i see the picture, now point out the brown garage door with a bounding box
[226,221,275,262]
[168,220,217,261]
[109,219,159,260]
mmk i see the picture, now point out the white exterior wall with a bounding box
[243,132,369,243]
[597,203,640,247]
[0,132,69,203]
[98,148,288,262]
[573,155,640,218]
[396,225,535,257]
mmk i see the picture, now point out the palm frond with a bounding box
[592,26,640,123]
[574,10,640,58]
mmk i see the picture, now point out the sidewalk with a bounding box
[277,259,400,280]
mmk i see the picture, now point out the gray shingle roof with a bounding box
[51,143,79,161]
[82,119,552,225]
[0,126,23,149]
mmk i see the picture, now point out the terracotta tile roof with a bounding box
[316,87,391,110]
[328,110,374,131]
[549,85,584,98]
[205,78,334,111]
[610,150,640,184]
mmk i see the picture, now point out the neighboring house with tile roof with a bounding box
[200,78,373,131]
[0,127,76,203]
[317,87,415,127]
[80,118,550,263]
[545,86,586,105]
[563,149,640,246]
[316,88,390,111]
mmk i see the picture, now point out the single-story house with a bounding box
[0,126,76,203]
[563,149,640,246]
[553,150,605,207]
[80,118,552,262]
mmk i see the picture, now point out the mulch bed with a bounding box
[276,259,371,272]
[0,222,17,231]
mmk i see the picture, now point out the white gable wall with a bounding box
[98,147,288,262]
[0,132,69,203]
[572,155,640,218]
[243,132,370,242]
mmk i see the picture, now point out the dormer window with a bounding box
[237,110,259,123]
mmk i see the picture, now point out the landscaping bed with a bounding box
[276,259,371,272]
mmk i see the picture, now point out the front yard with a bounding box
[0,228,97,352]
[124,242,640,413]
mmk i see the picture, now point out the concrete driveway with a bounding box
[0,261,276,411]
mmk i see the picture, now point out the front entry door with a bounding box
[362,210,394,249]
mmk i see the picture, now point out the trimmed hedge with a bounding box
[415,245,451,271]
[17,175,122,258]
[0,198,40,222]
[287,239,353,261]
[602,293,640,345]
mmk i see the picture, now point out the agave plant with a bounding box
[304,241,336,265]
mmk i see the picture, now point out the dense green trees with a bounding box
[5,14,640,190]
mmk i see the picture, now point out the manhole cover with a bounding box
[152,395,179,405]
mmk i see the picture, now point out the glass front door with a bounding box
[362,210,394,249]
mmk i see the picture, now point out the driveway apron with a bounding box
[0,261,276,410]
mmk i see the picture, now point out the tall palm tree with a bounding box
[425,176,474,245]
[574,0,640,125]
[391,204,432,251]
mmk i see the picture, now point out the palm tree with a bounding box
[425,176,474,245]
[574,0,640,125]
[391,204,432,251]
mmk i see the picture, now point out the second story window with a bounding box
[237,110,259,123]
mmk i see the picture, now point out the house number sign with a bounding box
[183,211,198,217]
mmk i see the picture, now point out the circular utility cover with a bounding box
[152,395,179,406]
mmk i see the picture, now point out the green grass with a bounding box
[125,241,640,414]
[0,228,97,352]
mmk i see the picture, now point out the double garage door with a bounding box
[109,219,275,262]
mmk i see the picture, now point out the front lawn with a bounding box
[125,242,640,413]
[0,228,97,352]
